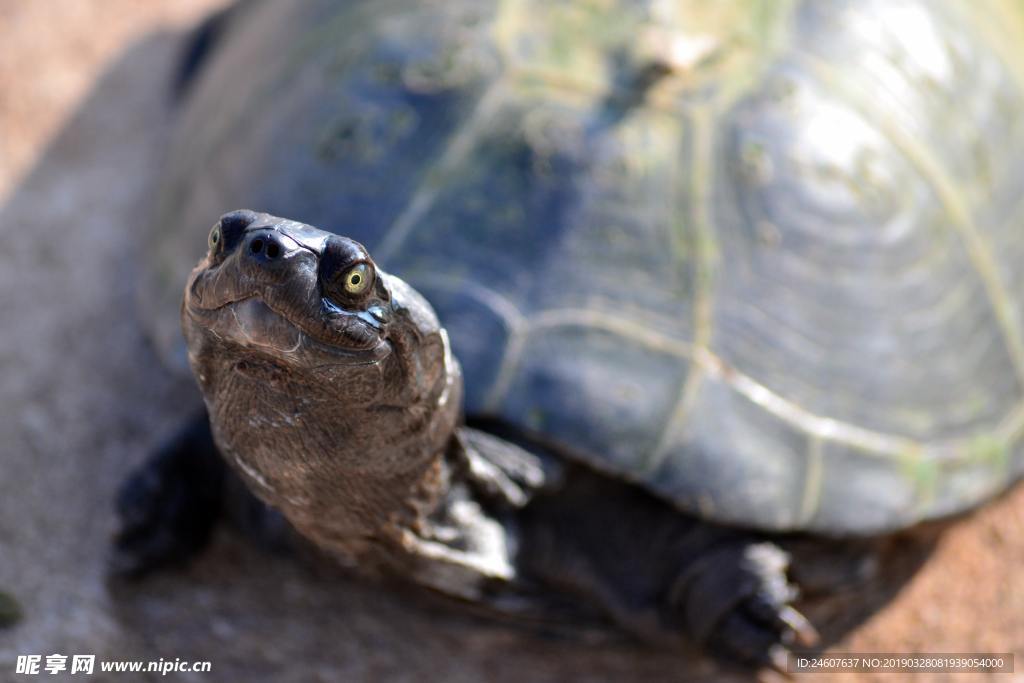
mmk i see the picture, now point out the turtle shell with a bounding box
[147,0,1024,534]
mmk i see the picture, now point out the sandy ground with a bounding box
[0,2,1021,681]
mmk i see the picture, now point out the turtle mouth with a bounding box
[185,287,391,366]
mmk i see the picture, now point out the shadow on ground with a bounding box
[0,28,940,682]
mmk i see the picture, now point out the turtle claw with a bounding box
[708,606,806,671]
[668,540,813,669]
[767,644,791,674]
[778,605,819,647]
[456,427,560,509]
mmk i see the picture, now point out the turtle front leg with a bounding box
[112,410,295,576]
[397,429,555,601]
[514,468,816,668]
[111,410,226,576]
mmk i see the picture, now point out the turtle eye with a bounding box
[341,263,372,295]
[320,236,375,305]
[208,225,222,254]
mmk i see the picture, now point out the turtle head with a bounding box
[183,210,455,409]
[181,211,461,542]
[184,209,390,367]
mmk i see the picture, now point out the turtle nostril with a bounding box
[247,235,284,261]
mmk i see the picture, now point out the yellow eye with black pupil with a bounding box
[208,226,221,251]
[342,263,371,294]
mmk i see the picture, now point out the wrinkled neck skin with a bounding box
[184,270,463,569]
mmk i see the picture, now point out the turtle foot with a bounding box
[110,414,224,578]
[669,541,817,670]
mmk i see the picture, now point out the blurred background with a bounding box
[0,1,1021,681]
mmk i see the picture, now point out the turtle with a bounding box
[114,0,1024,669]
